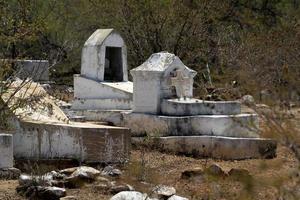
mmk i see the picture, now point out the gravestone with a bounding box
[17,60,49,81]
[130,52,196,114]
[0,134,13,169]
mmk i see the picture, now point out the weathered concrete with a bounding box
[72,29,133,111]
[122,112,259,138]
[16,60,49,81]
[132,136,277,160]
[72,75,133,110]
[130,52,197,114]
[81,29,128,81]
[73,110,124,125]
[13,121,131,163]
[161,99,241,116]
[0,134,13,168]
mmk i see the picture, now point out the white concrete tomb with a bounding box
[0,134,13,168]
[130,52,197,114]
[73,29,133,110]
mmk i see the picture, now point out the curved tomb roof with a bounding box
[84,29,116,46]
[131,52,196,76]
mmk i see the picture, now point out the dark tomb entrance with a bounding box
[104,47,123,81]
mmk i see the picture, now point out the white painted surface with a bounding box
[72,76,133,110]
[74,76,132,99]
[161,99,241,115]
[81,29,128,81]
[72,98,132,110]
[13,121,130,163]
[130,52,197,114]
[0,134,13,168]
[122,112,259,138]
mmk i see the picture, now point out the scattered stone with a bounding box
[110,191,149,200]
[38,186,66,200]
[101,166,122,177]
[0,167,21,180]
[60,196,78,200]
[152,185,176,198]
[205,164,227,176]
[19,174,52,187]
[65,166,100,188]
[60,167,79,176]
[110,184,135,194]
[241,95,255,106]
[167,195,189,200]
[181,167,203,179]
[17,185,66,200]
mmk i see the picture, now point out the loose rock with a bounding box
[110,191,149,200]
[102,166,122,177]
[153,185,176,198]
[65,166,100,188]
[168,195,189,200]
[60,196,78,200]
[0,167,21,180]
[110,184,135,194]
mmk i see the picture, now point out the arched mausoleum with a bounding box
[81,29,128,82]
[73,29,133,110]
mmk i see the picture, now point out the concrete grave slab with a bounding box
[13,121,130,163]
[161,99,241,116]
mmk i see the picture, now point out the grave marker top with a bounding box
[81,29,128,82]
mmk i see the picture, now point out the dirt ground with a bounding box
[0,145,299,200]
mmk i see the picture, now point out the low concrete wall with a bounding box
[122,112,259,138]
[13,121,130,163]
[132,136,277,160]
[0,134,13,168]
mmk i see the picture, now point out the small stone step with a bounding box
[161,99,241,116]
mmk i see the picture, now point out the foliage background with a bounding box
[0,0,300,101]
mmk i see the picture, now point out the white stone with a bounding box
[110,191,149,200]
[130,52,197,114]
[122,112,259,138]
[81,29,128,81]
[161,99,241,115]
[0,134,13,169]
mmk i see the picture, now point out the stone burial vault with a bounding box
[72,29,133,111]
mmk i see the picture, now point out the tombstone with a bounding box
[130,52,196,114]
[81,29,128,82]
[17,60,49,81]
[73,29,133,111]
[0,134,13,169]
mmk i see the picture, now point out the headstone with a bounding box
[0,134,13,169]
[17,60,49,81]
